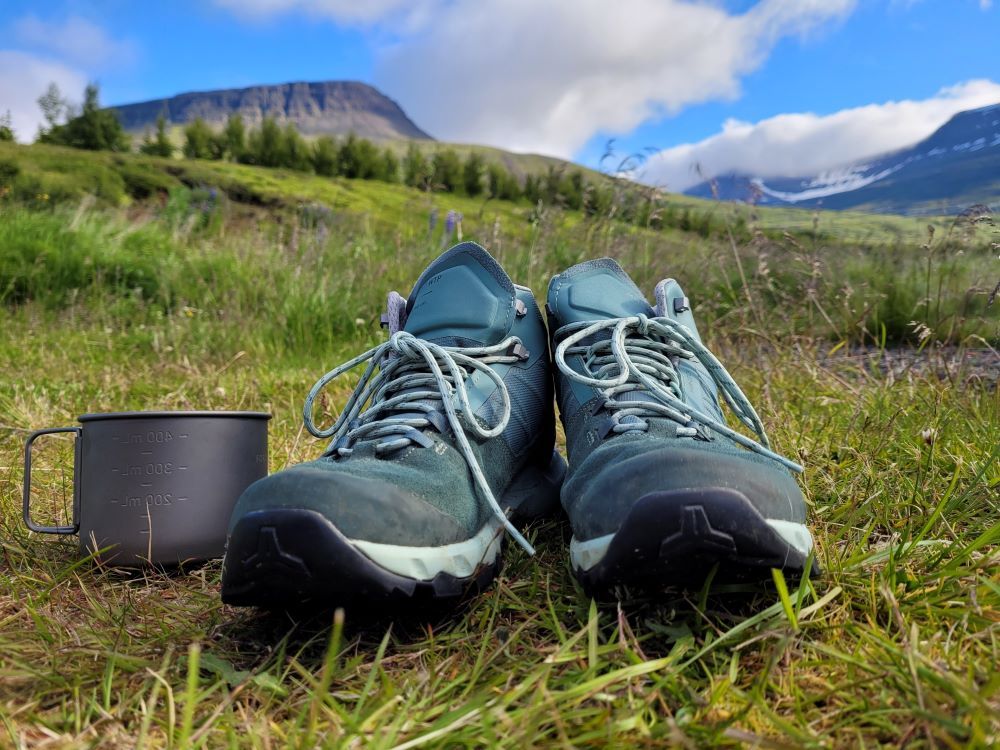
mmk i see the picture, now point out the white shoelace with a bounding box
[554,314,803,473]
[303,330,537,553]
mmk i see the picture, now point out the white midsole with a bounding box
[570,519,814,571]
[349,519,502,581]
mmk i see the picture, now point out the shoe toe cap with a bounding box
[565,442,807,541]
[229,460,469,546]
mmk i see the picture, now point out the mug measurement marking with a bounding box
[111,492,175,508]
[127,431,176,444]
[115,462,176,477]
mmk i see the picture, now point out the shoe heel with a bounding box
[502,449,567,523]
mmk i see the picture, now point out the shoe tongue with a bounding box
[548,258,656,431]
[547,257,653,326]
[404,242,516,346]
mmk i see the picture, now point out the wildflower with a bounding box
[920,428,937,446]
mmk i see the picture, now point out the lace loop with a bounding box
[554,316,803,473]
[303,331,537,553]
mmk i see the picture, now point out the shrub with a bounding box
[283,124,311,171]
[403,143,431,189]
[431,148,462,193]
[0,111,14,142]
[183,118,222,160]
[139,115,174,158]
[463,152,485,196]
[247,117,286,167]
[38,83,130,152]
[377,148,399,183]
[222,114,246,161]
[311,136,339,177]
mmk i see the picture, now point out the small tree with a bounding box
[140,114,174,157]
[37,83,67,132]
[403,142,430,189]
[559,170,585,210]
[312,136,339,176]
[39,83,129,151]
[462,152,485,196]
[248,117,286,167]
[337,134,380,179]
[523,174,540,204]
[282,123,310,171]
[488,163,521,201]
[183,117,216,159]
[431,148,463,193]
[222,114,246,161]
[0,111,14,142]
[357,138,380,179]
[377,148,399,182]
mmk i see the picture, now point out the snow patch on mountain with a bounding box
[753,161,907,202]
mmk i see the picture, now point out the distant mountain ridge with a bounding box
[684,103,1000,215]
[111,81,433,142]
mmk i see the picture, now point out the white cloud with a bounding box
[210,0,856,157]
[375,0,857,157]
[0,16,137,142]
[641,79,1000,191]
[0,51,87,141]
[13,16,138,69]
[211,0,437,27]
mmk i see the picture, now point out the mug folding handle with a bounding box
[23,426,82,534]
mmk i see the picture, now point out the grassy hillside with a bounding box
[3,140,992,245]
[0,142,997,747]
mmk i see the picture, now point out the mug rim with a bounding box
[78,411,272,422]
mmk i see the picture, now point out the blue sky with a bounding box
[1,0,998,189]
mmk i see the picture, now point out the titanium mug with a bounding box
[23,411,270,567]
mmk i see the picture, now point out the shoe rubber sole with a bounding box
[571,487,819,594]
[221,450,566,609]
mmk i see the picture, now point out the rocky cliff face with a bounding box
[112,81,432,141]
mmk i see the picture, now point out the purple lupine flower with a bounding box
[429,208,438,232]
[445,209,457,235]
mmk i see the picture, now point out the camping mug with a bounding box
[23,411,270,567]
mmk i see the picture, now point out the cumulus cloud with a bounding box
[13,15,138,69]
[211,0,437,27]
[0,51,87,141]
[210,0,856,157]
[0,16,136,141]
[641,79,1000,191]
[375,0,856,157]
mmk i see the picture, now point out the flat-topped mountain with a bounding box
[111,81,433,141]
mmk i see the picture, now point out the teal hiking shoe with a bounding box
[546,259,816,592]
[222,243,565,608]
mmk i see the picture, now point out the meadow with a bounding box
[0,143,997,748]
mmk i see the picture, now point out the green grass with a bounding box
[0,146,998,747]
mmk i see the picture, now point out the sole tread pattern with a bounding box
[221,508,497,609]
[574,487,818,594]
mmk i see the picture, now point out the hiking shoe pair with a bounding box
[221,243,815,608]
